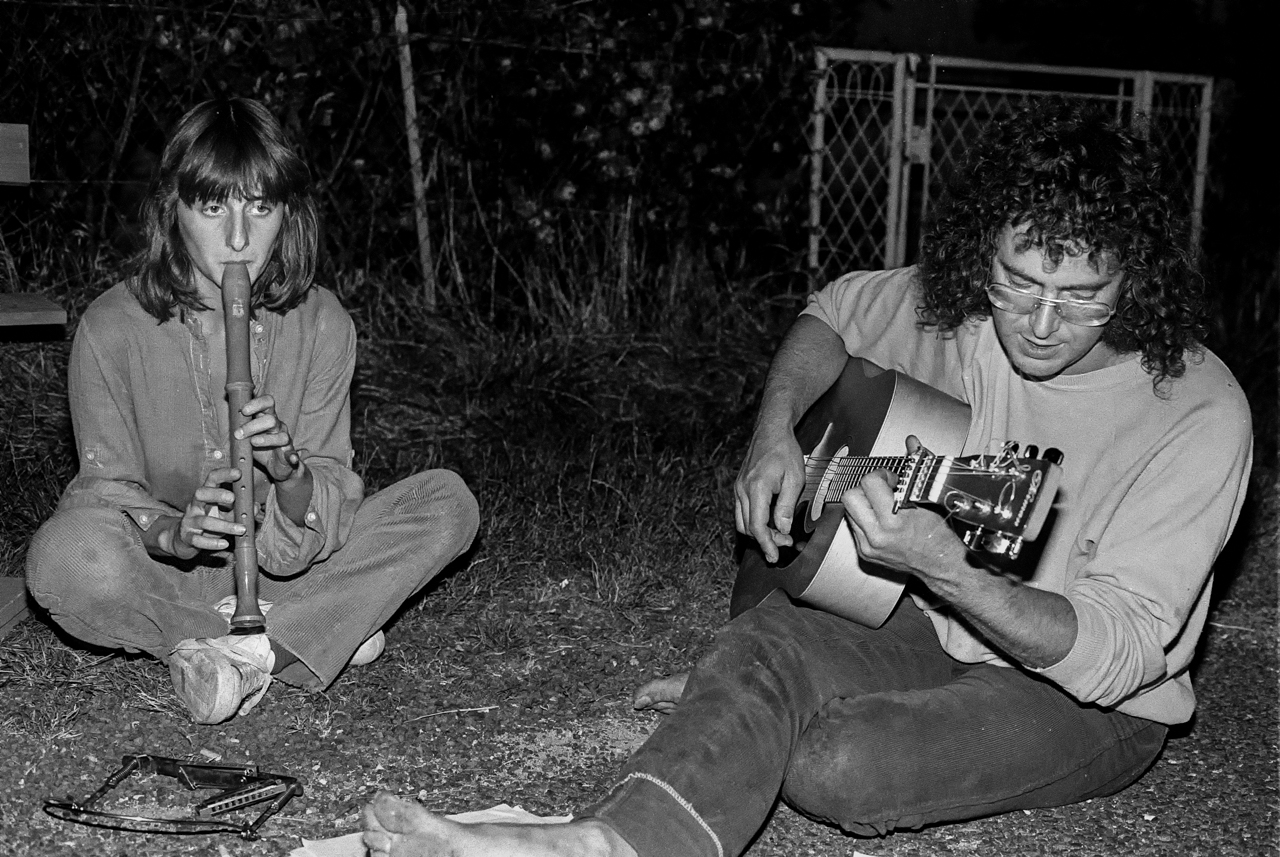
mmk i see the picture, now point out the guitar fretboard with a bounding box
[804,454,941,505]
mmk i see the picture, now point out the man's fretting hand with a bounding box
[840,436,968,582]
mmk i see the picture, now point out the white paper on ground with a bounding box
[446,803,573,824]
[290,803,574,857]
[289,832,364,857]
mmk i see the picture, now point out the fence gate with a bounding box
[808,48,1214,283]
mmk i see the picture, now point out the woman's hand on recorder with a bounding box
[235,394,314,526]
[160,467,246,559]
[234,394,305,483]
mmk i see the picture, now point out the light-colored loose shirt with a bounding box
[803,266,1253,724]
[60,281,365,576]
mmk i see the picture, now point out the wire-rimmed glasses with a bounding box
[986,282,1115,327]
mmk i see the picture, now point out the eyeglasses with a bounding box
[986,282,1115,327]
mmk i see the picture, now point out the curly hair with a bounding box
[131,97,320,323]
[917,97,1206,389]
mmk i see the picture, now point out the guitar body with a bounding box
[730,358,971,628]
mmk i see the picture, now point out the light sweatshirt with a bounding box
[802,267,1253,724]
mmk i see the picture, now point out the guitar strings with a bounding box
[806,454,1017,474]
[809,456,1021,491]
[805,454,1032,553]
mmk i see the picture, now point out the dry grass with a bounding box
[0,263,1274,855]
[0,314,761,853]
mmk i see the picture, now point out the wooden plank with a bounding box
[0,576,29,639]
[0,123,30,186]
[0,293,66,327]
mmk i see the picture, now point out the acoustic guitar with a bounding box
[730,358,1062,628]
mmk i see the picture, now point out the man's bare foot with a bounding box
[361,792,637,857]
[632,672,689,714]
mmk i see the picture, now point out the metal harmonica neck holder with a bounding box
[44,754,303,840]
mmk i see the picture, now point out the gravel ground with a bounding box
[1,477,1274,857]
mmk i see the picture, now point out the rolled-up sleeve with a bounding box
[254,299,364,575]
[1032,393,1253,712]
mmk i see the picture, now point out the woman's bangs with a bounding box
[176,134,292,205]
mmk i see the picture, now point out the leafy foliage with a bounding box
[0,0,1271,452]
[1,0,871,332]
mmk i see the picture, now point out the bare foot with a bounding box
[632,672,689,714]
[361,792,636,857]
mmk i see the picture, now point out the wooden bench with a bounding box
[2,122,64,636]
[0,292,66,327]
[1,123,65,330]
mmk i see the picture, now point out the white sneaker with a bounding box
[214,596,383,668]
[169,633,275,724]
[348,631,385,667]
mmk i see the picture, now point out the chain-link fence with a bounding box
[806,51,905,283]
[809,49,1214,282]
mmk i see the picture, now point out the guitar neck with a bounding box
[804,453,920,507]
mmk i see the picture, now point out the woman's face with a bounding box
[175,195,284,297]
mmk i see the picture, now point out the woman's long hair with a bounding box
[132,97,320,322]
[918,97,1206,388]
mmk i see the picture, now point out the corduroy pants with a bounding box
[588,590,1168,857]
[26,469,478,689]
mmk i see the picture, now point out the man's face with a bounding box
[989,224,1126,380]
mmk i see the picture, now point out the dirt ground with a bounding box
[1,471,1275,857]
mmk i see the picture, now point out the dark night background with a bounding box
[0,4,1275,856]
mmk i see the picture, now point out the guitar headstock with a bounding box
[894,442,1063,558]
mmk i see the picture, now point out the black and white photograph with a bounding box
[0,1,1274,855]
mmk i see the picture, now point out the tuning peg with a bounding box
[1044,448,1064,465]
[1002,441,1019,456]
[1023,444,1038,459]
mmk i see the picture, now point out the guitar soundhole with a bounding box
[773,540,806,567]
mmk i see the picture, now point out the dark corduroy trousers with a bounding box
[589,590,1168,857]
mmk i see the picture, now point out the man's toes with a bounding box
[363,793,393,833]
[363,829,392,857]
[633,673,689,712]
[647,700,680,714]
[366,791,434,834]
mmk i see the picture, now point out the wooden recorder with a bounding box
[221,261,266,635]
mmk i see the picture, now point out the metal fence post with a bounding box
[1190,77,1214,255]
[808,49,831,282]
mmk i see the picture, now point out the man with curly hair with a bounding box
[361,99,1253,856]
